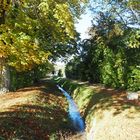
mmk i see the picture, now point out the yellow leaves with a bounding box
[54,3,75,38]
[8,37,50,71]
[0,25,50,71]
[0,25,11,58]
[37,0,79,39]
[8,47,50,72]
[0,0,87,72]
[0,0,10,17]
[108,24,124,39]
[38,2,49,16]
[0,42,10,58]
[127,30,140,48]
[128,0,140,10]
[114,24,124,36]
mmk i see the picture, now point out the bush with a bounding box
[10,62,54,90]
[127,67,140,91]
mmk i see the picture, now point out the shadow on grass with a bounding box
[0,104,74,140]
[0,79,75,140]
[83,87,140,119]
[53,77,140,119]
[17,79,61,96]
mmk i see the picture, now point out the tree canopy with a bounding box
[66,0,140,91]
[89,0,140,27]
[0,0,88,71]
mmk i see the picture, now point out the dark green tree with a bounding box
[58,69,63,77]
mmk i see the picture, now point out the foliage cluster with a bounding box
[66,8,140,91]
[58,69,63,77]
[0,0,87,90]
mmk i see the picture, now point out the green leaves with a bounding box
[54,3,75,38]
[126,30,140,48]
[0,0,87,72]
[38,2,49,16]
[127,66,140,91]
[65,4,140,91]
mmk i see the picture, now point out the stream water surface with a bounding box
[57,85,85,133]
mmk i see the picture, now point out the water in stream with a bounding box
[57,85,85,133]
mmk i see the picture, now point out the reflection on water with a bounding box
[57,85,85,132]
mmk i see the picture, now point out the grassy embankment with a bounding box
[54,77,140,140]
[0,80,74,140]
[0,77,139,140]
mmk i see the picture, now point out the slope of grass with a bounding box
[54,77,140,140]
[0,80,73,140]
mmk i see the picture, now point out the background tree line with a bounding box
[65,0,140,91]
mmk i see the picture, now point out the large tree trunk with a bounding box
[0,58,10,94]
[0,3,11,94]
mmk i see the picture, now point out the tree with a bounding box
[58,69,63,77]
[66,9,140,91]
[0,0,11,93]
[0,0,88,92]
[89,0,140,27]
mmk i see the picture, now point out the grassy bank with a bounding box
[0,80,74,140]
[0,77,139,140]
[54,77,140,140]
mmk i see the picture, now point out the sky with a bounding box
[75,9,92,40]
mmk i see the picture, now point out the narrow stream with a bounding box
[57,85,85,133]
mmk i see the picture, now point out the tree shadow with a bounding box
[16,79,63,97]
[83,87,140,119]
[0,79,76,140]
[52,77,140,120]
[0,104,74,140]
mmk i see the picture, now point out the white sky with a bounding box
[75,10,92,40]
